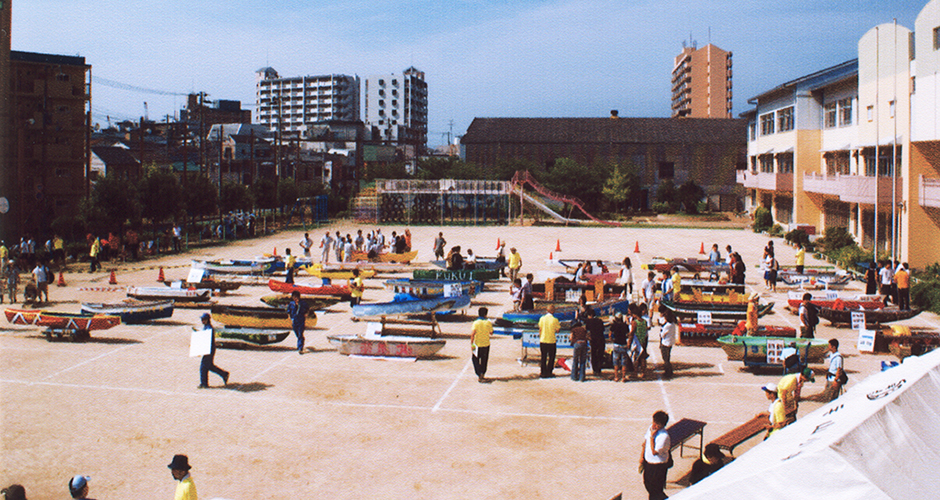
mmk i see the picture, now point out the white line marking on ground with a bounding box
[657,377,673,416]
[42,330,170,381]
[718,363,724,374]
[432,358,472,412]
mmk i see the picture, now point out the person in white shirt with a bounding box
[319,232,333,263]
[879,261,894,305]
[659,309,678,378]
[619,257,634,298]
[639,410,671,500]
[300,233,313,258]
[824,339,845,401]
[642,271,656,305]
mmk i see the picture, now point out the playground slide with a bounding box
[514,189,582,225]
[511,170,620,226]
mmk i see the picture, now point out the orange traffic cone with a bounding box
[57,272,66,287]
[549,252,554,261]
[157,267,165,282]
[634,241,640,253]
[495,238,501,250]
[109,270,117,285]
[699,242,706,255]
[273,247,278,257]
[555,239,562,252]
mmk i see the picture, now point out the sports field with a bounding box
[2,222,931,499]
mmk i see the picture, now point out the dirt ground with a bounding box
[2,222,935,500]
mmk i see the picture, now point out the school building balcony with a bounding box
[737,170,792,193]
[804,173,901,205]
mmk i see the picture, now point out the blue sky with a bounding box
[14,1,928,147]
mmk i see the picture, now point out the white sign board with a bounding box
[444,283,461,298]
[825,291,839,300]
[565,289,580,302]
[851,311,866,331]
[366,322,383,336]
[766,339,785,364]
[696,311,713,325]
[858,328,877,353]
[187,267,206,284]
[189,329,213,357]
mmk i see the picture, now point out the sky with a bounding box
[13,0,929,147]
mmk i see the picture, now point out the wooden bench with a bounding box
[710,412,770,457]
[666,418,706,458]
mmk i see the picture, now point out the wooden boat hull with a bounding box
[302,264,377,280]
[818,307,922,325]
[678,323,797,346]
[348,250,418,263]
[675,292,749,306]
[259,294,341,310]
[164,279,241,293]
[127,287,212,302]
[660,300,774,320]
[210,305,317,329]
[327,334,445,358]
[191,259,275,274]
[717,335,830,363]
[647,258,729,274]
[352,294,471,318]
[5,308,42,325]
[80,300,174,323]
[35,311,121,331]
[431,257,505,270]
[501,297,630,324]
[678,280,746,295]
[785,298,885,311]
[384,279,481,298]
[267,279,351,297]
[217,327,291,346]
[780,274,850,289]
[413,268,501,282]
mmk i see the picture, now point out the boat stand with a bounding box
[43,328,90,342]
[373,315,442,338]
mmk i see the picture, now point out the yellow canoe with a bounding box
[303,264,377,280]
[348,250,418,263]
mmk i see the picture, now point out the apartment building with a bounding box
[254,67,360,137]
[6,50,91,239]
[739,0,940,269]
[362,66,428,148]
[671,43,733,118]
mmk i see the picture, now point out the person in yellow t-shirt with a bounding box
[471,307,493,382]
[895,264,911,311]
[795,244,805,274]
[507,247,522,283]
[168,454,197,500]
[350,269,364,306]
[284,248,296,284]
[762,384,791,438]
[0,241,7,276]
[745,293,759,335]
[538,304,560,378]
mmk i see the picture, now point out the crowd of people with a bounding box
[317,228,413,263]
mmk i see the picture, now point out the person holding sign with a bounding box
[197,313,229,389]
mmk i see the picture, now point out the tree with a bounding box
[362,162,408,182]
[656,179,677,213]
[277,178,299,209]
[250,178,277,209]
[541,158,608,214]
[602,163,641,213]
[79,174,140,235]
[677,179,706,214]
[138,166,182,225]
[220,181,253,213]
[183,174,219,218]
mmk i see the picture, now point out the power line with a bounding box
[93,76,188,96]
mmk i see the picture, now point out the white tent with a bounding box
[673,349,940,499]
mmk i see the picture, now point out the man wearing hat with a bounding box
[168,454,197,500]
[777,367,815,422]
[762,383,791,438]
[198,313,229,389]
[690,443,727,484]
[68,475,93,499]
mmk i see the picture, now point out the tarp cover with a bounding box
[673,349,940,499]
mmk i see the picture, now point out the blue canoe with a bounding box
[352,294,472,318]
[80,300,175,324]
[501,297,630,324]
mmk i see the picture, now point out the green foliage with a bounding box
[656,180,678,212]
[220,181,253,213]
[816,226,856,253]
[363,161,409,182]
[651,201,672,214]
[769,224,784,237]
[912,263,940,313]
[250,178,277,209]
[540,158,608,213]
[138,166,182,225]
[602,163,641,213]
[752,206,772,233]
[696,200,709,214]
[277,178,299,208]
[79,174,140,235]
[183,174,219,217]
[676,179,705,214]
[50,215,84,244]
[492,158,537,181]
[785,228,812,249]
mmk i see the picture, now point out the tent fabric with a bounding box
[672,349,940,499]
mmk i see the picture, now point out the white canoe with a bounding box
[327,334,445,358]
[126,286,212,302]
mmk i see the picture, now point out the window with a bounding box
[760,155,774,173]
[777,153,794,173]
[777,107,794,132]
[56,73,69,82]
[934,27,940,50]
[748,123,756,141]
[824,102,837,128]
[867,105,874,122]
[889,100,896,118]
[760,113,775,136]
[838,98,852,126]
[658,162,674,179]
[825,152,850,176]
[750,156,758,173]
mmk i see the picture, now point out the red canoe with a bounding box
[268,278,351,297]
[35,311,121,331]
[4,308,42,325]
